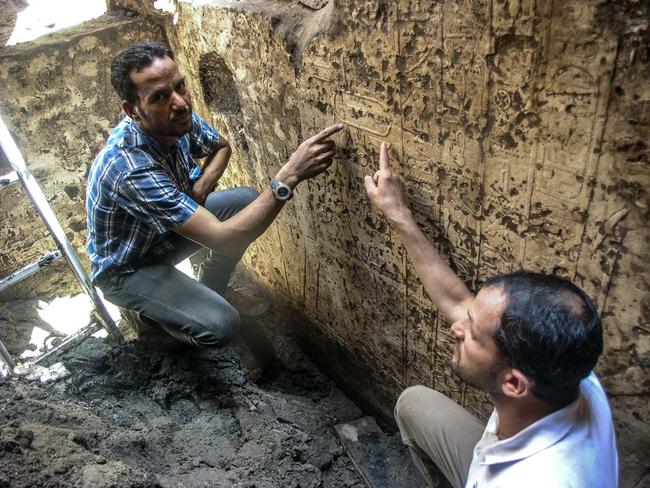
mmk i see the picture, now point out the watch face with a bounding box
[271,179,292,200]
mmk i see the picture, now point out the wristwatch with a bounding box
[270,179,293,201]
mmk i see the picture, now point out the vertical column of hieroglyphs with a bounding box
[519,0,617,276]
[407,0,493,413]
[479,0,537,281]
[299,2,408,401]
[395,0,444,393]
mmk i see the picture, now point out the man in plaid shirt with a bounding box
[87,42,342,348]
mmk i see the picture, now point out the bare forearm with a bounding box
[391,212,473,322]
[201,145,230,183]
[191,144,231,203]
[178,123,343,259]
[176,188,284,257]
[364,142,473,322]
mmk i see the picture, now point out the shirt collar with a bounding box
[481,395,584,465]
[114,116,178,156]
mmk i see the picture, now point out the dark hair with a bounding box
[110,42,174,104]
[485,271,603,407]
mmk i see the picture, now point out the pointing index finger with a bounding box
[379,142,390,171]
[311,123,345,143]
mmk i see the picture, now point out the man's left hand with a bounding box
[191,178,214,205]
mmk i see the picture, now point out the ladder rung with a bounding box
[0,171,19,190]
[0,250,63,292]
[32,320,103,365]
[0,113,121,345]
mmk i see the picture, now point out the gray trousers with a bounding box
[97,187,259,348]
[395,385,485,488]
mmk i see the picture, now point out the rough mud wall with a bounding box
[0,17,167,299]
[170,1,649,485]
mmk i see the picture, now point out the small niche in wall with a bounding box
[198,51,247,152]
[199,52,242,117]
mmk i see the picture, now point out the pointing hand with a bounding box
[275,124,345,188]
[363,142,411,225]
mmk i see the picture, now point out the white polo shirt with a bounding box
[465,373,618,488]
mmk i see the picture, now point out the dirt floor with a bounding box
[0,272,369,488]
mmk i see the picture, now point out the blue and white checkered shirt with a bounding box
[86,113,221,281]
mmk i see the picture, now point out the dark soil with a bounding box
[0,276,367,488]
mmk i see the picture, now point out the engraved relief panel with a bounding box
[521,0,617,273]
[173,2,649,477]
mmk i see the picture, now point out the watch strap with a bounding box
[270,178,293,201]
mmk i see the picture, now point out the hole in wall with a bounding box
[198,52,248,152]
[199,52,242,117]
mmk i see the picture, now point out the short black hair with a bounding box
[485,271,603,407]
[110,41,174,104]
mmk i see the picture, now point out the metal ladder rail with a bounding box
[0,113,122,373]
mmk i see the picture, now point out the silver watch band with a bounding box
[270,179,293,201]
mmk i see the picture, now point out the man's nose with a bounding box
[171,91,187,109]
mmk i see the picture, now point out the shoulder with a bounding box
[517,441,616,488]
[578,373,616,429]
[580,372,607,402]
[190,112,220,142]
[186,112,221,158]
[93,145,153,173]
[89,144,157,191]
[532,374,618,486]
[190,112,211,132]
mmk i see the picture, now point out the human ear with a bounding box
[122,100,140,121]
[500,369,531,398]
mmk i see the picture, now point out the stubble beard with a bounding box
[450,353,501,394]
[137,105,193,140]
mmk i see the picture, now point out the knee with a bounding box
[215,304,241,346]
[395,385,435,426]
[194,303,241,348]
[234,186,260,209]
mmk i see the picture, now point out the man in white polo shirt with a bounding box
[363,143,618,488]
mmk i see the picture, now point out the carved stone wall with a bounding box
[169,1,649,485]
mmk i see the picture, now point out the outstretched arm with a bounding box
[176,123,344,258]
[363,143,473,323]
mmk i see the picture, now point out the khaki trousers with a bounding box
[394,386,485,488]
